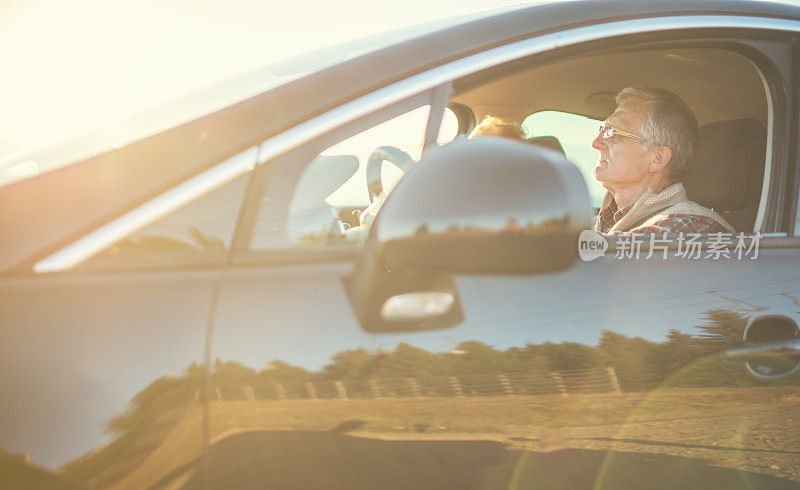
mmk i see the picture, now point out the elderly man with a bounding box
[592,87,734,234]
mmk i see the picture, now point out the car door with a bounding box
[0,147,261,488]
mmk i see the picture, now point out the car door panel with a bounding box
[0,271,216,488]
[202,244,800,488]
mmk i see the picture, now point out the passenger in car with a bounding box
[592,87,734,235]
[468,115,524,140]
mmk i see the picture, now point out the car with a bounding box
[2,0,800,488]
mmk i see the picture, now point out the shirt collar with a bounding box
[613,205,632,222]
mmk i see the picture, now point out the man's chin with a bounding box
[592,164,607,182]
[592,167,613,191]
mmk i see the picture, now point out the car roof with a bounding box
[1,0,799,273]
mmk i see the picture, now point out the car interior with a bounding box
[323,44,770,240]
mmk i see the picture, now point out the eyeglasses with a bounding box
[597,124,645,141]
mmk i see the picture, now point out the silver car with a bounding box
[2,1,800,488]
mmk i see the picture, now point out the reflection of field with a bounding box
[188,432,799,490]
[109,387,800,489]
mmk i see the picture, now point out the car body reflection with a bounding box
[39,307,799,489]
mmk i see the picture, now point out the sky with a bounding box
[0,0,534,161]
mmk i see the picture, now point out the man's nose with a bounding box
[591,133,606,151]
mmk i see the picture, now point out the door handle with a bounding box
[727,314,800,379]
[724,337,800,360]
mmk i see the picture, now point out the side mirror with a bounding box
[346,137,592,333]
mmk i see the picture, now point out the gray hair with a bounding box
[616,87,698,180]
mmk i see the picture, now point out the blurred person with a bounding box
[469,115,524,141]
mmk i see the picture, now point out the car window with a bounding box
[250,105,458,251]
[79,148,256,269]
[522,111,606,208]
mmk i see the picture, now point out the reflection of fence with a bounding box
[211,367,622,402]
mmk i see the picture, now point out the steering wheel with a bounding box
[365,146,416,203]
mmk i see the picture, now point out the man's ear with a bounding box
[649,146,673,173]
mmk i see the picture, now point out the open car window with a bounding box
[453,45,774,235]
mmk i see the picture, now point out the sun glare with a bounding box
[0,1,525,159]
[0,0,527,192]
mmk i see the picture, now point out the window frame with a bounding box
[788,35,800,237]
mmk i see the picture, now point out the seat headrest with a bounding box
[525,136,566,156]
[683,118,765,213]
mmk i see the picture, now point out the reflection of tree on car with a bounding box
[51,307,799,488]
[101,227,225,256]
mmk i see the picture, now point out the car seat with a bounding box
[682,118,766,232]
[526,136,567,156]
